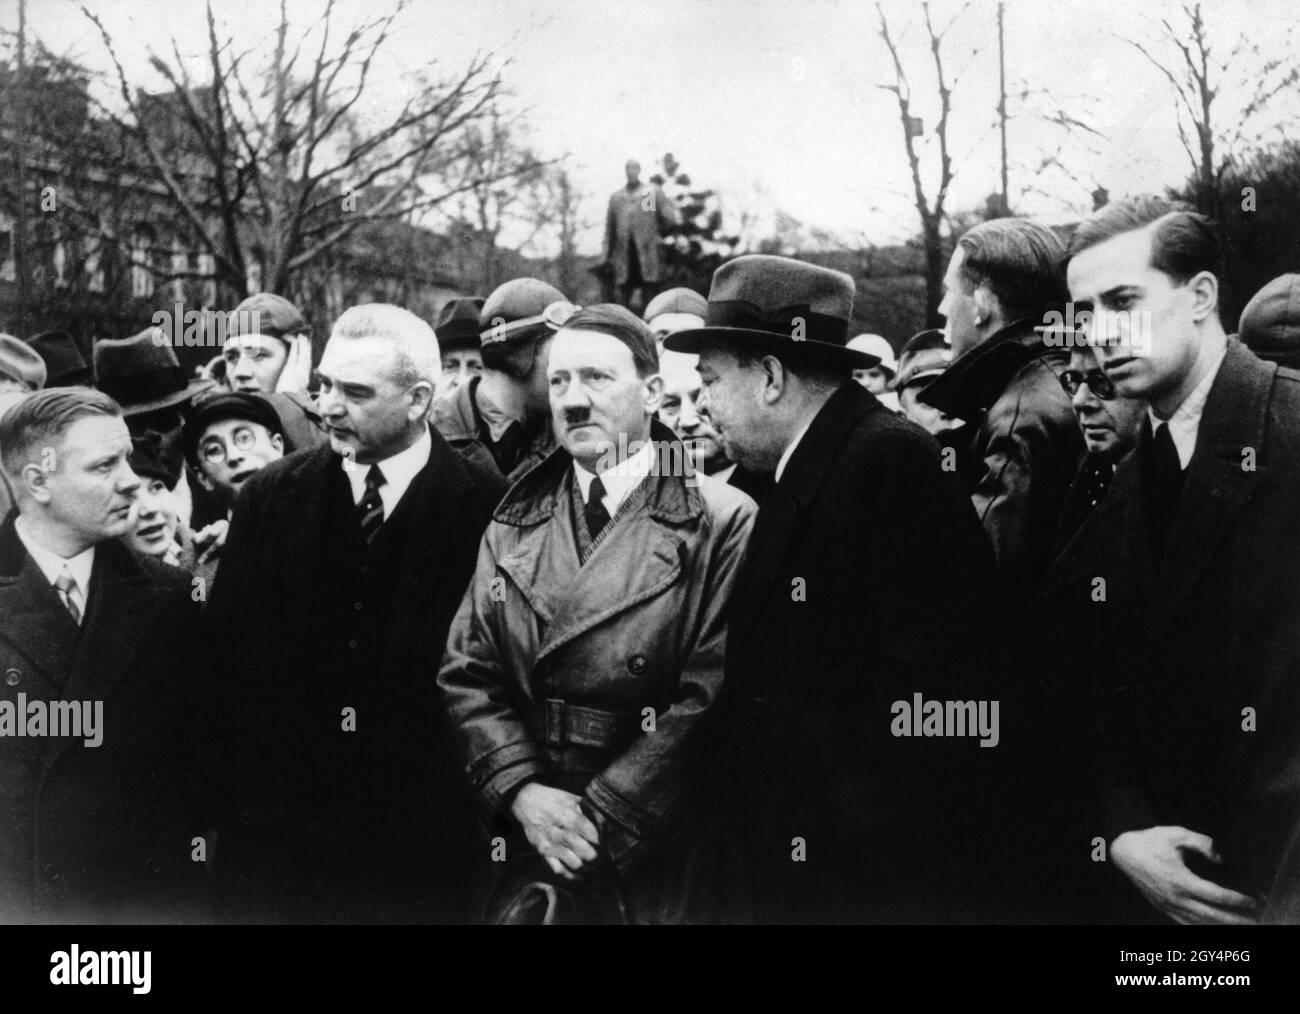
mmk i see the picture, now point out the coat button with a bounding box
[4,668,19,687]
[535,661,551,679]
[42,863,60,882]
[627,654,647,675]
[354,602,364,612]
[145,856,162,875]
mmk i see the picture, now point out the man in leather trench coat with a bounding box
[438,304,755,924]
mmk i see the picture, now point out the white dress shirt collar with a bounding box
[343,426,433,515]
[573,437,657,516]
[13,514,95,611]
[775,418,814,483]
[1147,343,1227,469]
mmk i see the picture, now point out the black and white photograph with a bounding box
[0,0,1297,997]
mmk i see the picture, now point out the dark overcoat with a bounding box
[718,382,1001,924]
[1045,340,1300,919]
[202,425,505,922]
[0,515,207,923]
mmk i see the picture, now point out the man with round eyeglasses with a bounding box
[1053,342,1147,553]
[183,391,287,517]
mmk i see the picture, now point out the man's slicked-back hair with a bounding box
[1064,194,1222,283]
[0,386,122,478]
[329,303,441,388]
[560,304,660,377]
[956,218,1069,321]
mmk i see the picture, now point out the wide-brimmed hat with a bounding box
[434,296,486,352]
[27,330,91,387]
[0,334,46,390]
[93,328,214,416]
[664,255,878,368]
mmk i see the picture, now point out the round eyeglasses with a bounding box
[199,424,260,465]
[1059,368,1116,401]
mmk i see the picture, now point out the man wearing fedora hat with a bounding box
[434,278,568,483]
[26,330,91,389]
[432,296,486,395]
[0,335,46,395]
[668,254,999,923]
[0,335,49,521]
[94,327,215,532]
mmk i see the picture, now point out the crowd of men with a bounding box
[1,193,1299,925]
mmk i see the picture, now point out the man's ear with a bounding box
[408,380,435,420]
[759,355,788,405]
[642,373,664,414]
[193,467,216,493]
[972,286,996,328]
[18,461,53,505]
[270,432,285,455]
[1188,270,1220,324]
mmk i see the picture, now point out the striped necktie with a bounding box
[357,465,387,547]
[54,571,82,625]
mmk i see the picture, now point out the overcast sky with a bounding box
[6,0,1298,254]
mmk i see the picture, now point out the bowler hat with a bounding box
[894,329,952,391]
[644,287,707,323]
[664,255,878,368]
[227,293,308,341]
[183,390,285,465]
[0,334,46,390]
[480,278,568,347]
[94,328,214,416]
[28,330,91,387]
[434,296,486,352]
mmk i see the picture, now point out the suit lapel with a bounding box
[387,428,476,647]
[44,542,173,773]
[0,551,81,686]
[729,383,875,644]
[1150,342,1271,637]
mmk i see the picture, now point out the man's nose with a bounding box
[1072,385,1099,412]
[560,382,591,411]
[230,352,253,377]
[118,465,142,497]
[225,445,245,468]
[318,385,346,418]
[457,362,472,387]
[679,396,700,427]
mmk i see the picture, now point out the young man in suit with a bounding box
[0,388,206,922]
[205,304,506,923]
[669,255,1000,923]
[1048,195,1300,924]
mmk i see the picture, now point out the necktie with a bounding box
[54,571,82,625]
[1144,421,1184,567]
[584,476,612,540]
[357,465,387,547]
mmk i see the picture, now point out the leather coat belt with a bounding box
[530,699,642,749]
